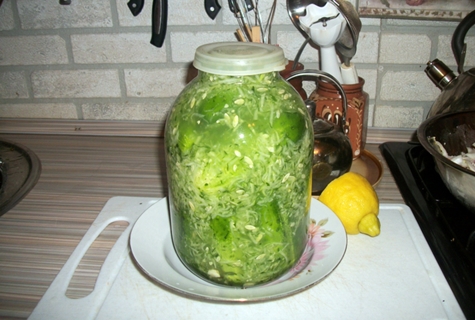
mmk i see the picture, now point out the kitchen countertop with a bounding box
[0,126,411,319]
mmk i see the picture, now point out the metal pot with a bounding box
[417,111,475,213]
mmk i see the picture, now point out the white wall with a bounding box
[0,0,474,129]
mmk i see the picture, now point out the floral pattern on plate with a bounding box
[266,218,334,285]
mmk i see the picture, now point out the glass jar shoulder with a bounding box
[166,71,311,146]
[170,72,307,116]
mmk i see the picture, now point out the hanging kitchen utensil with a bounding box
[150,0,167,47]
[424,9,475,118]
[261,0,277,43]
[299,3,346,83]
[332,0,361,84]
[287,0,361,84]
[205,0,221,20]
[128,0,145,16]
[229,0,255,42]
[228,0,254,12]
[228,0,274,43]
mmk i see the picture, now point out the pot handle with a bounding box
[285,69,348,127]
[452,9,475,74]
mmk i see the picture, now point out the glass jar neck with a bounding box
[196,70,281,80]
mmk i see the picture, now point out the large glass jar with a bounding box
[164,42,313,287]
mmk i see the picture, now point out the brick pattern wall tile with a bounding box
[0,0,14,31]
[380,34,431,64]
[0,0,474,128]
[353,32,379,64]
[0,71,29,98]
[380,70,440,101]
[167,1,218,26]
[437,35,457,67]
[125,68,188,98]
[0,35,68,66]
[374,105,424,128]
[72,33,166,64]
[31,70,121,98]
[17,0,112,29]
[357,69,378,100]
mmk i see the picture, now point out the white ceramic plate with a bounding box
[130,198,347,302]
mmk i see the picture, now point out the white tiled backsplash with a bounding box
[0,0,474,129]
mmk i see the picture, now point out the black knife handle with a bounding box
[244,0,254,11]
[151,0,168,48]
[128,0,144,16]
[228,0,253,14]
[205,0,221,20]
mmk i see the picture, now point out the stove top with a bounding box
[380,142,475,319]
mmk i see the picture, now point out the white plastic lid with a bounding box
[193,42,287,76]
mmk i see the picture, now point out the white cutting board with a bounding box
[29,196,465,320]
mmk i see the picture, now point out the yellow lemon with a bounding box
[319,172,380,236]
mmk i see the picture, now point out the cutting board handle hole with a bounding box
[65,220,129,299]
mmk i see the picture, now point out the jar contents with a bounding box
[165,42,313,288]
